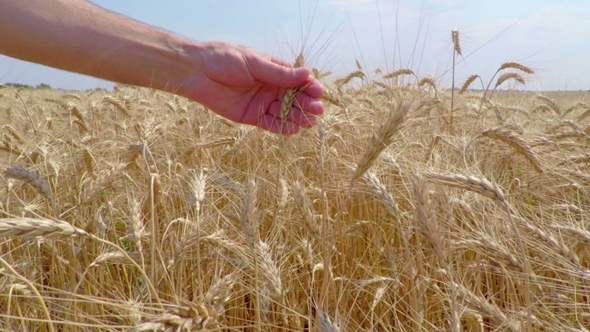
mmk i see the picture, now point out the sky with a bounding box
[1,0,590,91]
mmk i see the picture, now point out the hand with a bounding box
[180,42,324,135]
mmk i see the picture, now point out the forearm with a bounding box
[0,0,199,92]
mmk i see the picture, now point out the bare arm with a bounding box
[0,0,324,134]
[0,0,195,91]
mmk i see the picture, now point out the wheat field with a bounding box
[1,60,590,331]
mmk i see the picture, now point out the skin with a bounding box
[0,0,324,135]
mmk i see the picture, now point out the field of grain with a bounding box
[1,65,590,331]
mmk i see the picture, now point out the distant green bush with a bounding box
[36,83,52,89]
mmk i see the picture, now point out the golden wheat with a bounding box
[2,56,590,331]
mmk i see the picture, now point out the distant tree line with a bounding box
[2,82,52,89]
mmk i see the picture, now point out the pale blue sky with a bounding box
[1,0,589,91]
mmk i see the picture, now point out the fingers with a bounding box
[275,89,324,118]
[260,85,324,132]
[293,93,324,115]
[300,76,324,98]
[246,51,325,134]
[266,100,320,128]
[258,113,300,135]
[269,55,292,68]
[249,55,310,88]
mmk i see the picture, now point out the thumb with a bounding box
[250,57,310,88]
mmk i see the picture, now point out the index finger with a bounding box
[269,55,293,68]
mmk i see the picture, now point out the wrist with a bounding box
[165,40,207,99]
[110,32,200,95]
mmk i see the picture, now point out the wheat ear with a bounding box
[102,95,131,117]
[423,172,505,202]
[280,52,305,127]
[533,95,560,114]
[383,69,415,79]
[357,169,399,217]
[418,76,437,91]
[316,309,340,332]
[3,167,51,200]
[321,89,343,107]
[0,217,89,238]
[454,282,521,331]
[459,75,480,94]
[480,127,544,173]
[351,101,410,186]
[189,170,207,214]
[126,198,147,251]
[2,125,24,144]
[204,271,239,316]
[79,163,126,205]
[498,61,534,74]
[451,29,462,55]
[495,72,525,88]
[254,241,283,301]
[334,70,365,87]
[292,181,319,239]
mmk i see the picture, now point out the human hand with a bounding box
[180,42,324,135]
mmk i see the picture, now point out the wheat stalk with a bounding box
[412,172,459,332]
[576,107,590,121]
